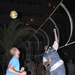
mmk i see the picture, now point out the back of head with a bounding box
[10,47,18,56]
[69,59,72,63]
[44,46,49,51]
[44,45,48,48]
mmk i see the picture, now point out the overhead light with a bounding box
[53,6,55,8]
[30,18,33,21]
[48,2,51,7]
[26,23,29,26]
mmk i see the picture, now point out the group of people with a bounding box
[5,28,66,75]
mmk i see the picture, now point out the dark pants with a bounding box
[45,70,50,75]
[45,65,50,75]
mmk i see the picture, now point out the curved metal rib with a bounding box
[60,3,73,46]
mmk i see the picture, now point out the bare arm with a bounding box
[53,28,58,43]
[52,28,59,50]
[43,61,49,67]
[7,64,21,75]
[43,57,51,67]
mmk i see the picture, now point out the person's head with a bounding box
[44,46,51,53]
[69,59,72,63]
[10,47,20,58]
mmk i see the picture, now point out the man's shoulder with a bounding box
[10,56,18,62]
[43,53,49,58]
[9,56,19,66]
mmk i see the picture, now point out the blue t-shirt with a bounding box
[6,56,20,75]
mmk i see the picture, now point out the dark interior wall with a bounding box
[0,1,75,60]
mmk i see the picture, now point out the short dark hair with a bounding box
[44,46,49,51]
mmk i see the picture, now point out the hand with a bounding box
[53,28,56,32]
[20,67,25,72]
[20,71,27,75]
[48,57,51,63]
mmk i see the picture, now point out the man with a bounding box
[6,47,26,75]
[43,28,66,75]
[67,59,75,75]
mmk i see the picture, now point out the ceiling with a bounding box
[0,0,75,61]
[0,0,75,14]
[63,0,75,14]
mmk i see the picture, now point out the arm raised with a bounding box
[53,28,58,43]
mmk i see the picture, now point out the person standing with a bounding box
[5,47,26,75]
[67,59,75,75]
[43,28,66,75]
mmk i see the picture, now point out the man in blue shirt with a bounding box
[6,47,26,75]
[43,28,66,75]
